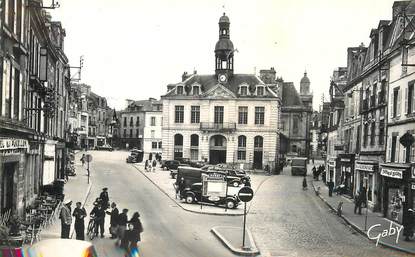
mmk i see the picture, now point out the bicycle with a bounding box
[86,216,98,240]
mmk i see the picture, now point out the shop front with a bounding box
[380,163,414,224]
[326,157,340,186]
[339,154,355,197]
[355,161,380,211]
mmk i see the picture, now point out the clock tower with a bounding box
[215,13,234,83]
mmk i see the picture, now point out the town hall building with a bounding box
[161,13,281,170]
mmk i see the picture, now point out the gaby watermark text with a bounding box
[367,221,403,246]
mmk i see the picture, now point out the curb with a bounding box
[131,164,245,216]
[311,181,415,255]
[211,226,260,256]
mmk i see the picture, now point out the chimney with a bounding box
[259,67,276,84]
[182,71,189,82]
[392,1,409,19]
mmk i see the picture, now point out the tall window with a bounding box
[130,117,134,126]
[238,107,248,124]
[130,129,133,138]
[257,86,264,96]
[177,86,183,95]
[152,142,157,149]
[214,106,224,124]
[240,86,247,96]
[237,135,247,160]
[255,107,265,125]
[391,135,397,163]
[136,129,139,138]
[151,130,155,138]
[379,122,385,145]
[193,86,199,95]
[191,106,200,123]
[136,117,140,126]
[151,116,156,126]
[370,122,376,146]
[363,123,368,147]
[190,134,199,160]
[254,136,263,148]
[175,105,184,123]
[174,134,184,160]
[393,87,400,117]
[123,117,127,126]
[293,116,299,134]
[407,83,414,114]
[13,69,20,120]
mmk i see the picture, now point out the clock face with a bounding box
[219,74,227,82]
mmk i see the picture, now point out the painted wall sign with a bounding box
[0,139,29,151]
[380,168,403,179]
[356,163,375,172]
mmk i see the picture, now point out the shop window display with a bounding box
[388,188,404,223]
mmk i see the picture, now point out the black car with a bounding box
[126,150,144,163]
[180,183,240,209]
[161,160,180,170]
[189,160,206,168]
[176,157,191,165]
[203,166,250,187]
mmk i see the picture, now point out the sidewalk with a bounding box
[211,226,260,256]
[312,180,415,255]
[132,163,271,216]
[38,159,92,240]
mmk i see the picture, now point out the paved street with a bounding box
[75,150,239,257]
[41,152,408,257]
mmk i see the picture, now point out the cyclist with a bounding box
[90,200,105,238]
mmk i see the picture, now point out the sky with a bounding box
[50,0,396,111]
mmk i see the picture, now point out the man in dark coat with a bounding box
[90,201,106,238]
[60,199,72,238]
[328,180,334,197]
[73,202,87,240]
[106,202,119,239]
[100,188,110,210]
[116,208,129,246]
[404,209,415,241]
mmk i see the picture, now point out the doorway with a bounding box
[2,162,16,214]
[209,135,227,164]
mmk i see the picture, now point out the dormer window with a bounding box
[240,86,248,96]
[257,86,264,96]
[193,86,200,95]
[177,86,184,95]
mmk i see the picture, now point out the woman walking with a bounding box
[128,212,143,251]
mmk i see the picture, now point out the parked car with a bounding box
[96,144,113,151]
[203,166,250,187]
[176,157,191,165]
[161,160,180,170]
[126,150,144,163]
[180,182,240,209]
[189,160,206,168]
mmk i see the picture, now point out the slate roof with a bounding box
[162,73,278,99]
[281,82,303,106]
[126,99,162,112]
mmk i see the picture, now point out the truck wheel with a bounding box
[226,200,236,209]
[185,195,194,204]
[232,181,240,187]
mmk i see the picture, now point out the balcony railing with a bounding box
[200,122,236,132]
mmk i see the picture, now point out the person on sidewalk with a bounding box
[73,202,87,240]
[302,176,308,190]
[354,191,362,215]
[145,159,149,171]
[404,208,415,241]
[60,199,73,239]
[90,200,106,238]
[80,154,85,167]
[106,202,119,239]
[116,208,129,246]
[100,188,110,210]
[355,189,366,215]
[312,166,317,180]
[152,159,157,172]
[328,180,334,197]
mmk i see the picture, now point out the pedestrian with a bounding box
[100,188,110,210]
[404,209,415,241]
[90,201,105,238]
[106,202,119,239]
[116,208,129,246]
[312,157,315,164]
[145,159,149,171]
[72,202,87,240]
[302,177,308,190]
[128,212,143,251]
[312,166,317,180]
[60,199,72,239]
[80,154,85,166]
[354,191,361,215]
[328,180,334,197]
[176,177,185,199]
[321,171,326,184]
[152,159,157,172]
[121,223,134,251]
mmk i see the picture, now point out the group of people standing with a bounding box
[59,187,143,252]
[312,165,325,181]
[144,159,157,172]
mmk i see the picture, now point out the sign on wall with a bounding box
[380,168,403,179]
[0,139,29,151]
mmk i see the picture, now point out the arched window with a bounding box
[190,134,199,160]
[254,136,263,149]
[238,135,247,161]
[174,134,183,160]
[177,86,184,95]
[193,86,200,95]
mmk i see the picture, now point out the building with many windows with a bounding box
[119,98,162,159]
[161,13,280,170]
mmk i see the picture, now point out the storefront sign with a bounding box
[341,158,351,163]
[381,168,403,179]
[356,163,375,172]
[411,183,415,190]
[0,139,29,151]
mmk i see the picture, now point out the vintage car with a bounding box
[126,150,144,163]
[202,166,250,187]
[161,160,181,170]
[180,182,240,209]
[291,157,308,176]
[96,144,113,151]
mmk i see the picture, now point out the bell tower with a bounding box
[215,13,234,83]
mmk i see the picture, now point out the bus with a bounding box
[291,157,308,176]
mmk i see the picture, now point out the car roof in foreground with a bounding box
[27,239,97,257]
